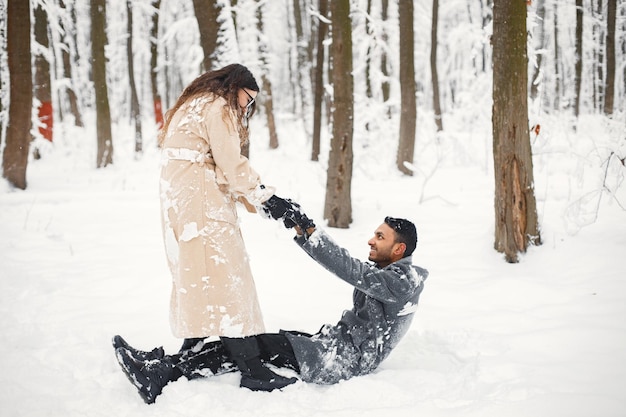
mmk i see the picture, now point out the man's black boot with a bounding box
[221,336,297,392]
[115,348,179,404]
[112,335,165,361]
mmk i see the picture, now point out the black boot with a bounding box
[175,340,238,379]
[112,335,164,361]
[115,348,180,404]
[221,336,297,392]
[178,337,205,354]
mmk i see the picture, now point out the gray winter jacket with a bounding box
[285,229,428,385]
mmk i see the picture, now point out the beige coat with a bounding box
[159,94,273,339]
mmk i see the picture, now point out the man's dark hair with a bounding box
[384,216,418,258]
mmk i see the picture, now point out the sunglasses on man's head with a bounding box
[385,216,407,232]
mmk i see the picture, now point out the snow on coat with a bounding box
[159,94,273,339]
[286,229,428,385]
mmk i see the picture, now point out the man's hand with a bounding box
[262,195,292,220]
[263,196,315,234]
[284,204,316,235]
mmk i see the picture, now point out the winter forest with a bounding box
[1,0,625,260]
[1,0,625,416]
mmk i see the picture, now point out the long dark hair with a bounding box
[158,63,259,146]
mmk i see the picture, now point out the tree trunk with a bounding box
[293,0,312,140]
[431,0,443,132]
[192,0,220,71]
[397,0,416,175]
[3,0,32,189]
[529,0,546,102]
[553,1,561,111]
[91,0,113,168]
[365,0,372,99]
[603,0,616,115]
[311,0,328,161]
[0,1,5,140]
[574,0,583,118]
[380,0,390,105]
[256,2,279,150]
[59,0,84,128]
[323,0,353,228]
[127,0,142,154]
[34,2,53,143]
[492,0,541,263]
[593,0,604,112]
[150,0,163,130]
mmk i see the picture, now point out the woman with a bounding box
[114,64,295,392]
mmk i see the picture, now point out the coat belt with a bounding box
[162,148,213,166]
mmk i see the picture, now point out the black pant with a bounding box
[175,333,302,379]
[255,333,301,372]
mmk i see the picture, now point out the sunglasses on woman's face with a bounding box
[242,89,256,127]
[243,89,256,107]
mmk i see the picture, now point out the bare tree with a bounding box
[127,0,142,154]
[58,0,84,127]
[311,0,329,161]
[574,0,583,118]
[324,0,353,228]
[256,1,279,150]
[34,2,53,143]
[529,0,546,102]
[0,1,5,141]
[553,0,561,111]
[193,0,221,71]
[91,0,113,168]
[592,0,605,112]
[150,0,163,130]
[492,0,541,263]
[3,0,32,189]
[380,0,390,105]
[604,0,616,115]
[397,0,416,175]
[293,0,313,139]
[431,0,443,132]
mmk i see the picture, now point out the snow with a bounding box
[0,111,625,417]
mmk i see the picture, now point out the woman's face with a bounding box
[238,88,258,110]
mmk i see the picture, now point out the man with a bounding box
[113,200,428,404]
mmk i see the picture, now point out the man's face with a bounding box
[367,223,403,267]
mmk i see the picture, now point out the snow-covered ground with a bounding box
[0,112,624,417]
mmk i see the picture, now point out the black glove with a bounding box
[284,204,316,232]
[262,195,292,220]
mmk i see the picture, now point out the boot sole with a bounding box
[240,374,298,392]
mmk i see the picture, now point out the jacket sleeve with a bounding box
[203,101,274,205]
[295,230,419,303]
